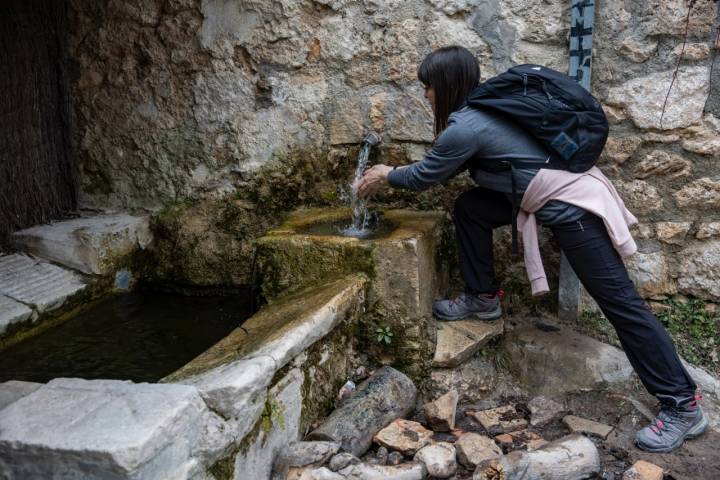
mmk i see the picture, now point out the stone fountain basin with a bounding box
[0,274,367,479]
[256,207,448,315]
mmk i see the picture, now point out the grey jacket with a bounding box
[387,106,585,225]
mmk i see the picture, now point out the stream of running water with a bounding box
[341,142,372,237]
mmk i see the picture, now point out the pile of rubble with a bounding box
[270,367,666,480]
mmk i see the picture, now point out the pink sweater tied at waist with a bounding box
[517,166,638,296]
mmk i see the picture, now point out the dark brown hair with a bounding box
[418,46,480,135]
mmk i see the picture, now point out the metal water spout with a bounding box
[361,131,382,148]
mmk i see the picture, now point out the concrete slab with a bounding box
[0,254,85,313]
[0,380,42,411]
[0,378,216,479]
[13,213,151,275]
[0,294,33,334]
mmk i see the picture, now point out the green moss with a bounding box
[255,239,375,301]
[261,395,285,433]
[658,298,720,373]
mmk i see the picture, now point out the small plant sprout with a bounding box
[375,325,394,344]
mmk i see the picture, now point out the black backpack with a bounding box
[465,64,609,255]
[466,64,609,172]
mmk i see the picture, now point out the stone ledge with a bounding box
[13,213,152,275]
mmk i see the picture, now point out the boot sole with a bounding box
[635,411,709,453]
[433,304,502,322]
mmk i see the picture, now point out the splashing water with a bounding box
[341,142,372,237]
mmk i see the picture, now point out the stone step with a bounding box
[0,254,86,335]
[0,294,34,334]
[432,318,504,368]
[13,213,151,275]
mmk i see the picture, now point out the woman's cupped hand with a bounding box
[353,164,392,199]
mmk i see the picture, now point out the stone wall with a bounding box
[67,0,720,302]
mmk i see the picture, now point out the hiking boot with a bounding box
[432,292,502,321]
[635,393,709,453]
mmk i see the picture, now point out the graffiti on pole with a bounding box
[569,0,595,91]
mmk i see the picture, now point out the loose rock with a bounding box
[294,467,344,480]
[423,390,458,432]
[339,462,427,480]
[328,452,360,472]
[623,460,664,480]
[474,434,600,480]
[279,441,341,468]
[455,432,503,469]
[562,415,614,439]
[375,446,388,465]
[387,451,403,465]
[528,396,565,427]
[467,405,528,435]
[307,366,417,457]
[414,442,457,479]
[494,430,546,452]
[373,419,433,455]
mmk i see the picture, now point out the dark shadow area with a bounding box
[0,0,77,248]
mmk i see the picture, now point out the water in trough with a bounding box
[0,289,252,383]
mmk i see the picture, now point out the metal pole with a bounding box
[559,0,596,321]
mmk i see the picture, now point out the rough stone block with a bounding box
[0,378,217,479]
[13,213,152,275]
[678,240,720,301]
[503,327,634,395]
[606,66,710,130]
[0,254,85,313]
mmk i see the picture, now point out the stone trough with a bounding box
[256,207,448,378]
[0,207,451,479]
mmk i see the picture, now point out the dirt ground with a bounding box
[398,390,720,479]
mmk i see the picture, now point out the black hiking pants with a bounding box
[454,186,697,399]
